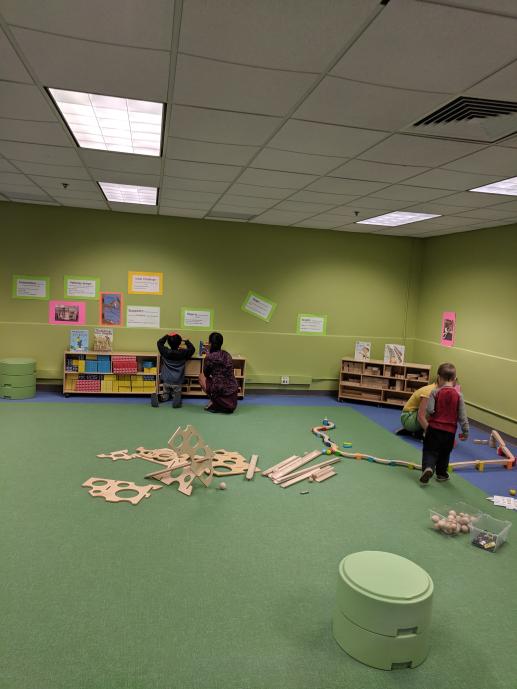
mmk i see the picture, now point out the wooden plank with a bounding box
[314,469,336,483]
[276,457,340,484]
[270,450,322,480]
[262,455,298,477]
[246,454,259,480]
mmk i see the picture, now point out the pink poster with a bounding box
[441,311,456,347]
[49,300,86,325]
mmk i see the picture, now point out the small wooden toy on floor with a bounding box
[82,477,162,505]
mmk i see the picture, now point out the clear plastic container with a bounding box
[470,514,512,553]
[429,501,481,536]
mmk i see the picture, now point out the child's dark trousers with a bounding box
[422,426,455,476]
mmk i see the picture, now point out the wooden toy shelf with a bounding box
[338,358,431,407]
[63,351,159,396]
[180,357,246,399]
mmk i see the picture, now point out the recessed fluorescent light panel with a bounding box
[99,182,158,205]
[356,211,441,227]
[470,176,517,196]
[48,88,164,156]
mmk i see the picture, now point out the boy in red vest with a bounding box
[420,362,469,484]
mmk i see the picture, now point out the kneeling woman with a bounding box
[199,332,239,414]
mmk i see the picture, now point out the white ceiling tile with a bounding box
[0,81,56,120]
[12,28,170,101]
[444,146,517,175]
[295,214,348,228]
[427,1,517,19]
[306,177,387,196]
[274,201,336,213]
[237,168,316,189]
[370,185,453,202]
[0,141,81,165]
[0,118,70,146]
[0,27,31,82]
[402,202,474,216]
[333,224,377,234]
[217,195,278,210]
[331,0,517,92]
[52,197,107,209]
[162,177,230,194]
[166,138,257,166]
[90,169,160,187]
[227,184,292,200]
[110,202,158,214]
[402,169,504,191]
[289,190,359,205]
[329,159,428,183]
[1,185,50,197]
[11,160,91,179]
[253,209,314,225]
[485,199,517,212]
[270,120,387,157]
[159,207,206,218]
[29,176,98,193]
[174,54,314,116]
[160,189,220,204]
[179,0,379,72]
[1,0,175,50]
[466,59,517,101]
[433,191,503,208]
[359,134,483,167]
[251,148,346,175]
[49,189,103,200]
[0,158,18,172]
[164,159,241,182]
[0,171,34,186]
[80,149,161,175]
[160,198,213,210]
[211,203,264,215]
[341,197,411,211]
[170,106,280,145]
[10,198,58,205]
[453,209,517,221]
[294,77,447,131]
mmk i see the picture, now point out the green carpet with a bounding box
[1,402,516,689]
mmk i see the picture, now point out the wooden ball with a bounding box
[218,482,227,490]
[431,515,440,523]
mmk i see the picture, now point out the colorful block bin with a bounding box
[0,357,37,399]
[332,551,433,670]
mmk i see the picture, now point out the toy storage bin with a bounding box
[470,514,511,553]
[429,502,481,536]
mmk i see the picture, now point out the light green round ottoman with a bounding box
[0,358,37,399]
[332,551,433,670]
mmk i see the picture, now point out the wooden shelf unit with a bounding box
[338,358,431,407]
[180,357,246,399]
[63,351,159,396]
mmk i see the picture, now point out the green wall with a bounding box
[414,224,517,436]
[0,202,420,390]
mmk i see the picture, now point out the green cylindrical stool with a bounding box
[0,358,37,399]
[332,551,433,671]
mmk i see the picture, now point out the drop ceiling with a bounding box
[1,0,517,236]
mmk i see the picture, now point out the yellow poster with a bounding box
[128,271,163,295]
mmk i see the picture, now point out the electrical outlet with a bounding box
[281,375,289,385]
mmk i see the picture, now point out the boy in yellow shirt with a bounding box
[396,382,436,439]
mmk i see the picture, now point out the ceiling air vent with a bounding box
[206,210,255,221]
[404,96,517,143]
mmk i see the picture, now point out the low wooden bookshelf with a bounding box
[63,351,160,396]
[338,358,431,407]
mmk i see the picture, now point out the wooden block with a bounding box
[277,457,340,485]
[270,450,321,480]
[262,455,298,477]
[246,454,259,480]
[314,469,336,483]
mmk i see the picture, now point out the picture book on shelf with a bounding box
[93,328,113,352]
[199,340,209,357]
[354,341,371,361]
[384,344,405,365]
[69,329,89,351]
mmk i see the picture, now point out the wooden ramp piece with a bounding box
[246,454,259,480]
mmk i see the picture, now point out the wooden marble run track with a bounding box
[312,421,515,473]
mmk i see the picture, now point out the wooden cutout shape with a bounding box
[212,449,260,477]
[168,424,214,463]
[82,477,162,504]
[146,465,197,496]
[133,447,189,465]
[97,449,134,461]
